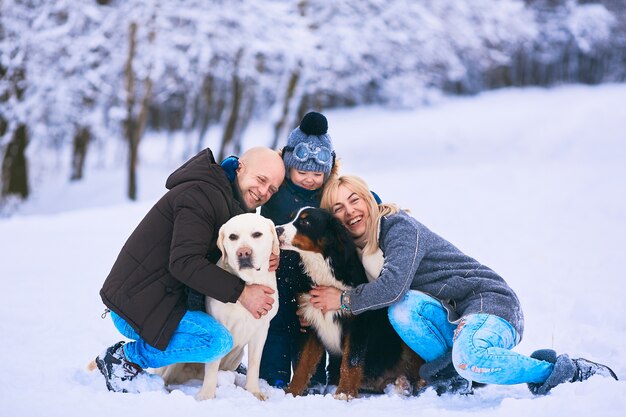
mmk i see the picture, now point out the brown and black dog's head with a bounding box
[276,207,368,288]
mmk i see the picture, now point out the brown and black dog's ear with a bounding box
[328,213,357,264]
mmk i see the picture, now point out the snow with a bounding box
[1,84,626,416]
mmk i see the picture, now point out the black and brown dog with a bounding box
[276,207,424,399]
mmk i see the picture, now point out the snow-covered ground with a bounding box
[1,84,625,416]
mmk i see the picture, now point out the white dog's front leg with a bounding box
[195,361,221,401]
[245,326,270,400]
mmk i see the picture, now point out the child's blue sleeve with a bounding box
[220,156,239,182]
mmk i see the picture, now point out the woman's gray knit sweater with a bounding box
[348,211,524,338]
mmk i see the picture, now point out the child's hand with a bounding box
[296,307,311,332]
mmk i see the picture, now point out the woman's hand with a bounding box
[309,286,342,312]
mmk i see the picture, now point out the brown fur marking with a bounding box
[334,335,364,399]
[291,234,323,254]
[285,335,325,396]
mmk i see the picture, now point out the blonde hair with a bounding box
[321,175,400,255]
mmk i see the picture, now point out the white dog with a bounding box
[157,213,279,400]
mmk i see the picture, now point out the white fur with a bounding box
[158,213,279,401]
[279,216,350,355]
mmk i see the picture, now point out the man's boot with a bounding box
[94,341,165,393]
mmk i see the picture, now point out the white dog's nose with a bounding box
[237,246,252,259]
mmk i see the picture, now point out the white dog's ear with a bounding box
[268,219,281,256]
[217,224,228,266]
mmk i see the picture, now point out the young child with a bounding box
[259,112,339,391]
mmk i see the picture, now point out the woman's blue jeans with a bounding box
[388,291,553,385]
[110,310,233,369]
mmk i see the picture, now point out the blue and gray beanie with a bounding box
[283,112,335,177]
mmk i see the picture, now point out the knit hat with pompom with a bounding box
[283,112,334,177]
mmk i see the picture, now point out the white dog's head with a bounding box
[217,213,279,283]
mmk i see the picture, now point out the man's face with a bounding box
[235,159,283,211]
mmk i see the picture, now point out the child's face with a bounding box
[289,168,325,190]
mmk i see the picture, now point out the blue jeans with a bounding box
[388,291,553,385]
[111,310,233,369]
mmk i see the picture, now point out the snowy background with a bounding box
[3,0,626,204]
[1,83,625,416]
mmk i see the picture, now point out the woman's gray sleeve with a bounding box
[349,215,423,314]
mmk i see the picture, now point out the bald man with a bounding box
[234,147,285,211]
[94,147,285,393]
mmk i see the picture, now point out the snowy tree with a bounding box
[0,0,624,208]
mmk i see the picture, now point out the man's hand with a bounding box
[239,284,275,319]
[268,253,279,272]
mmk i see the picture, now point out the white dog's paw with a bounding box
[245,383,267,401]
[195,389,216,401]
[251,390,268,401]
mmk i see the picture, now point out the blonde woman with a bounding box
[308,174,617,395]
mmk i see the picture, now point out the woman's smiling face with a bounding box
[330,184,370,239]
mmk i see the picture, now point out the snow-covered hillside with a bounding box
[1,84,625,416]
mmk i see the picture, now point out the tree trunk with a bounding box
[195,74,215,153]
[125,22,139,200]
[293,93,322,129]
[219,75,242,161]
[232,82,256,156]
[1,124,29,198]
[271,65,301,149]
[219,50,245,161]
[0,116,7,138]
[70,126,90,181]
[124,21,154,200]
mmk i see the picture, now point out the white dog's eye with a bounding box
[229,233,239,241]
[252,232,263,238]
